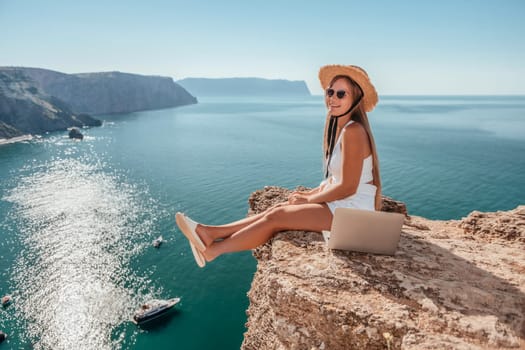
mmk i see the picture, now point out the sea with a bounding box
[0,95,524,350]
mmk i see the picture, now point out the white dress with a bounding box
[321,120,377,214]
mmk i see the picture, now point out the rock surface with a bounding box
[242,186,525,350]
[68,127,83,140]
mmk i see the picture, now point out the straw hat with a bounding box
[318,64,378,112]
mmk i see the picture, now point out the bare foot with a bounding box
[201,245,218,262]
[195,224,214,248]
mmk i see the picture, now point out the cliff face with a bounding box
[0,67,197,139]
[176,77,311,97]
[242,187,525,350]
[0,69,101,139]
[18,67,197,115]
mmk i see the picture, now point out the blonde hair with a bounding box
[322,76,382,210]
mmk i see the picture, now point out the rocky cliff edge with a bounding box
[242,186,525,350]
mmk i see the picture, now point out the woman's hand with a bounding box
[288,191,304,201]
[289,187,319,197]
[288,193,310,205]
[289,190,308,197]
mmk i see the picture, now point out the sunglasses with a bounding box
[326,88,348,99]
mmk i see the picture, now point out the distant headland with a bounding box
[0,67,311,142]
[176,77,311,97]
[0,67,197,140]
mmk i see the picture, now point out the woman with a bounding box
[176,64,382,267]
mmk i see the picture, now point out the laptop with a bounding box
[322,208,404,255]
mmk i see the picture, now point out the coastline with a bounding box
[0,134,33,146]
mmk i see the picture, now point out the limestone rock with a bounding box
[381,195,409,217]
[242,187,525,350]
[68,127,83,140]
[459,206,525,243]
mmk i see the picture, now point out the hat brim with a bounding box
[319,65,378,112]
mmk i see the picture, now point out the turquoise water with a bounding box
[0,95,524,349]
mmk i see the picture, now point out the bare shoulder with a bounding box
[342,121,368,143]
[341,122,371,157]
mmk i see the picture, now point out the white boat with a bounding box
[132,298,180,325]
[152,235,163,248]
[1,295,12,306]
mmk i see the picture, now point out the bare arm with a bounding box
[306,123,369,204]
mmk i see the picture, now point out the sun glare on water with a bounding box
[4,156,158,349]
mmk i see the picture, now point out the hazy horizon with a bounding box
[2,65,525,98]
[1,0,523,96]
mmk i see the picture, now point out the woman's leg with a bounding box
[196,202,288,246]
[201,203,332,262]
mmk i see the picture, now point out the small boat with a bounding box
[0,331,6,343]
[132,298,180,325]
[152,235,163,248]
[1,295,12,307]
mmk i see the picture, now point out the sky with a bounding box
[1,0,524,95]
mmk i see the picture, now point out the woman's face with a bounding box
[325,77,354,116]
